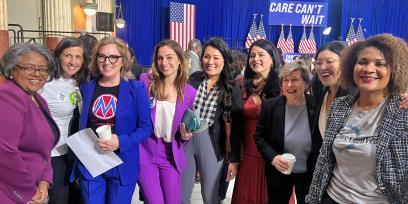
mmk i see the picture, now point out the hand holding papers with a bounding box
[66,128,123,177]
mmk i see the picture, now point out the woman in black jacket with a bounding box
[182,37,242,204]
[255,62,320,204]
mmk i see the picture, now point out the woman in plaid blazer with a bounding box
[306,34,408,204]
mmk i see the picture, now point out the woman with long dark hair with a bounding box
[232,39,281,204]
[39,37,88,204]
[182,37,242,204]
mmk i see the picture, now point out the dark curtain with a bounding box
[341,0,408,41]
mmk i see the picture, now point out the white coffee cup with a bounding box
[95,125,112,140]
[77,101,83,114]
[282,153,296,175]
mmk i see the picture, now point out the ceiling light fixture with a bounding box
[82,1,98,16]
[116,3,126,28]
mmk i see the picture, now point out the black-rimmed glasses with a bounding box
[15,65,49,76]
[96,54,122,64]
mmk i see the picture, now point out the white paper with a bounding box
[66,128,123,177]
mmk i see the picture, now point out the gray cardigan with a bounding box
[306,92,408,204]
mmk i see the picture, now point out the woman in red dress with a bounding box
[232,39,281,204]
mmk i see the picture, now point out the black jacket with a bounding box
[189,72,243,162]
[254,94,321,189]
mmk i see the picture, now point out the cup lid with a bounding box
[282,153,296,160]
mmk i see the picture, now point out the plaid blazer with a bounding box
[305,92,408,204]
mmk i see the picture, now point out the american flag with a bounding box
[307,28,317,53]
[298,27,308,53]
[346,20,357,45]
[276,26,287,53]
[286,27,294,53]
[356,21,365,41]
[170,2,196,51]
[257,15,267,40]
[245,15,258,49]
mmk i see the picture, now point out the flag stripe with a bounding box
[170,2,196,51]
[245,16,258,49]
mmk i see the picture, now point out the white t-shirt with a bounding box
[39,78,81,157]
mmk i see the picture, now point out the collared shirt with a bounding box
[193,78,219,126]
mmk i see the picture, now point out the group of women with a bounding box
[0,33,407,204]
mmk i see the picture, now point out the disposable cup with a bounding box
[96,125,112,140]
[282,153,296,175]
[78,101,83,114]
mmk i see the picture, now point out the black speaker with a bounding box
[96,12,114,32]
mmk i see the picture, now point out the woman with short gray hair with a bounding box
[2,43,55,81]
[255,62,320,204]
[0,43,59,204]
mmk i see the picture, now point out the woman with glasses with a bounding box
[0,43,58,204]
[255,62,318,204]
[311,41,348,139]
[71,36,152,203]
[182,37,242,204]
[38,37,88,204]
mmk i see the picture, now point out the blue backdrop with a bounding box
[116,0,407,66]
[341,0,408,41]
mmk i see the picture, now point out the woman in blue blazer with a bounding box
[72,37,152,204]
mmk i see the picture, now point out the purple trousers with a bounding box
[138,139,181,204]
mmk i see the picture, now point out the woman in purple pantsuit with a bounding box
[138,40,197,204]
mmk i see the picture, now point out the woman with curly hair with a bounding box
[138,39,196,204]
[182,37,242,204]
[306,34,408,204]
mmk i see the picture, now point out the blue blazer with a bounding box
[72,79,152,185]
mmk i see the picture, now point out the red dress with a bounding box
[232,95,268,204]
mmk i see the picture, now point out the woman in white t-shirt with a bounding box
[39,37,88,204]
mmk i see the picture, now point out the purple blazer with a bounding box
[139,73,197,173]
[0,81,56,204]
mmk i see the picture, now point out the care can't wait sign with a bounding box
[268,0,328,27]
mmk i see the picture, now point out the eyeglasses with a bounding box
[15,65,49,76]
[96,54,122,64]
[314,59,339,67]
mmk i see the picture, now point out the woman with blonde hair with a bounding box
[71,36,152,203]
[138,39,197,204]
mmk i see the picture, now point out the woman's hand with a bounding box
[226,162,239,181]
[272,155,289,173]
[180,123,193,140]
[97,134,119,152]
[30,181,49,204]
[400,94,408,109]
